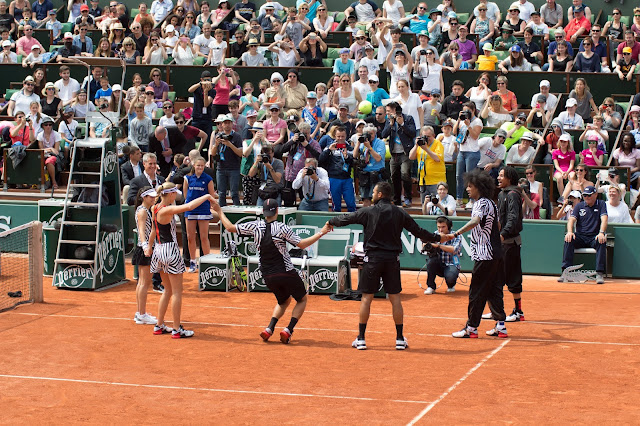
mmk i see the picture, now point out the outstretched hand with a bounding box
[210,198,221,212]
[442,233,456,242]
[321,221,333,234]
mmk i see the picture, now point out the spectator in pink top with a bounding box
[16,24,43,56]
[552,133,576,197]
[579,134,604,166]
[263,104,287,154]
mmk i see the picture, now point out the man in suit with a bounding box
[121,145,144,187]
[126,152,165,292]
[149,126,187,178]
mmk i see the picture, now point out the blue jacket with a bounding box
[381,113,417,155]
[319,143,354,180]
[72,35,94,55]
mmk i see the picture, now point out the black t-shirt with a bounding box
[57,44,81,58]
[133,33,148,55]
[300,46,326,67]
[192,86,217,120]
[234,1,256,22]
[365,116,386,138]
[260,221,288,275]
[41,97,61,116]
[215,131,243,170]
[231,40,248,58]
[518,41,540,64]
[327,118,355,138]
[0,13,14,29]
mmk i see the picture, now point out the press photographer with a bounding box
[409,125,445,203]
[282,122,321,202]
[423,216,461,295]
[422,182,457,216]
[248,143,284,207]
[354,125,386,207]
[292,158,330,211]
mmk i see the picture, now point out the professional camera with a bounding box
[358,134,369,143]
[306,166,316,176]
[219,133,232,141]
[420,49,428,55]
[459,111,469,120]
[416,136,427,146]
[261,154,270,163]
[25,116,31,122]
[295,132,306,142]
[421,242,439,258]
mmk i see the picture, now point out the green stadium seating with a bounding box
[49,45,62,52]
[335,12,345,22]
[322,58,333,67]
[328,47,340,59]
[61,22,73,34]
[168,91,176,102]
[224,57,237,66]
[608,15,631,27]
[457,12,469,25]
[193,57,206,65]
[154,108,163,118]
[5,89,18,100]
[130,8,139,19]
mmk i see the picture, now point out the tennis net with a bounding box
[0,221,43,313]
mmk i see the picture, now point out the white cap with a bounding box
[539,79,550,88]
[356,120,366,127]
[111,84,122,91]
[569,190,582,199]
[521,131,534,141]
[368,74,379,82]
[1,40,10,47]
[565,98,578,107]
[64,32,73,40]
[165,24,175,32]
[559,134,571,142]
[31,44,41,50]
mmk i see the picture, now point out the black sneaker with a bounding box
[153,284,165,293]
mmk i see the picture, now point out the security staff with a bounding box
[327,181,444,351]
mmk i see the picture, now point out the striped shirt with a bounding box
[236,220,301,272]
[135,205,152,248]
[469,198,502,261]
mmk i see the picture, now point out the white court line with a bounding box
[9,312,640,346]
[0,374,429,404]
[407,339,511,425]
[48,300,640,329]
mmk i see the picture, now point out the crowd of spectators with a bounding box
[1,0,640,225]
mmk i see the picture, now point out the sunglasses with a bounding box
[478,8,487,11]
[163,105,172,109]
[525,172,534,175]
[450,22,458,25]
[591,29,600,32]
[425,51,434,55]
[356,37,365,40]
[272,79,280,82]
[368,80,378,84]
[450,48,458,51]
[175,120,185,124]
[624,52,631,55]
[24,28,32,31]
[418,6,427,10]
[613,12,620,15]
[42,123,53,126]
[583,43,591,46]
[151,38,158,41]
[576,169,585,172]
[431,94,440,97]
[497,82,505,85]
[341,79,350,82]
[605,104,614,107]
[81,28,87,31]
[25,82,34,86]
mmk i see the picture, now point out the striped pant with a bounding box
[151,242,186,274]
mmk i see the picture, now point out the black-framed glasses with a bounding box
[555,35,563,38]
[42,123,53,126]
[175,120,185,124]
[368,80,378,84]
[613,12,620,15]
[525,171,534,175]
[272,79,280,82]
[163,105,172,109]
[576,169,585,172]
[153,74,160,77]
[591,29,600,32]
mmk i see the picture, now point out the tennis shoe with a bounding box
[424,287,435,295]
[446,286,456,293]
[352,337,367,350]
[395,337,408,350]
[486,322,508,338]
[452,326,478,338]
[188,261,197,273]
[172,325,194,339]
[466,200,474,209]
[260,328,273,341]
[557,275,566,283]
[153,283,165,293]
[596,272,605,284]
[280,328,292,344]
[481,312,493,320]
[505,309,525,322]
[135,312,157,325]
[153,323,172,335]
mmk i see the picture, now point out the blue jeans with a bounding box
[562,233,606,273]
[426,256,459,289]
[216,169,241,207]
[329,177,356,212]
[456,150,481,200]
[298,198,329,211]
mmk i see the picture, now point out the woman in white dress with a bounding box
[386,45,413,98]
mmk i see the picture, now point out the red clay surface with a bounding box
[1,266,639,424]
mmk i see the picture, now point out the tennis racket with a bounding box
[229,254,247,291]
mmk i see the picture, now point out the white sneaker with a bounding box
[136,313,157,325]
[481,312,493,320]
[395,337,408,350]
[352,338,367,350]
[188,261,198,273]
[466,200,474,209]
[446,287,456,293]
[424,287,435,295]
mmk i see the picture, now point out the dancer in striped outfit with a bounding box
[447,169,508,339]
[132,186,158,325]
[146,182,216,339]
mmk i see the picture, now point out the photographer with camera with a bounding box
[423,216,461,295]
[453,102,483,209]
[292,158,330,211]
[354,125,386,207]
[422,182,457,216]
[382,101,417,207]
[209,114,243,206]
[319,126,356,212]
[248,143,285,207]
[282,122,321,198]
[409,125,445,204]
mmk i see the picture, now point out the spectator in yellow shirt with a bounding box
[409,125,446,202]
[477,43,498,71]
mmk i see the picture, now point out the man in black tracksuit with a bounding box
[487,166,525,322]
[328,181,444,351]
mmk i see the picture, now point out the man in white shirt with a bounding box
[150,0,173,23]
[516,0,535,22]
[473,0,501,25]
[529,79,557,112]
[7,76,40,116]
[193,23,214,58]
[352,66,373,101]
[54,65,81,106]
[292,158,330,211]
[477,129,507,179]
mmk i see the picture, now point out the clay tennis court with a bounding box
[1,267,639,424]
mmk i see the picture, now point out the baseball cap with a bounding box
[429,8,442,15]
[264,2,274,9]
[145,86,155,93]
[395,50,406,56]
[364,44,374,50]
[48,9,56,14]
[221,114,233,122]
[340,47,350,54]
[482,42,493,51]
[246,110,258,118]
[201,70,212,78]
[565,98,578,107]
[559,134,571,142]
[494,129,507,138]
[623,46,632,54]
[442,119,454,127]
[306,91,317,99]
[80,4,89,11]
[2,40,10,47]
[568,190,582,199]
[368,74,379,82]
[24,75,34,82]
[582,185,597,196]
[574,5,585,13]
[63,105,74,114]
[269,104,280,110]
[517,112,527,120]
[521,131,534,141]
[431,88,441,95]
[539,79,550,88]
[31,44,41,50]
[338,103,349,110]
[356,120,366,127]
[608,167,619,175]
[262,198,279,217]
[112,84,122,91]
[64,32,73,40]
[165,24,175,32]
[41,115,54,125]
[510,44,521,52]
[630,105,640,113]
[214,114,227,123]
[537,94,547,103]
[587,133,600,141]
[447,11,457,18]
[418,30,429,38]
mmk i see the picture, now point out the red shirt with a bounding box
[181,125,200,140]
[617,41,640,62]
[565,16,591,39]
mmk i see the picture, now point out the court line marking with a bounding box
[48,300,640,329]
[407,339,511,425]
[0,374,430,404]
[8,312,640,346]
